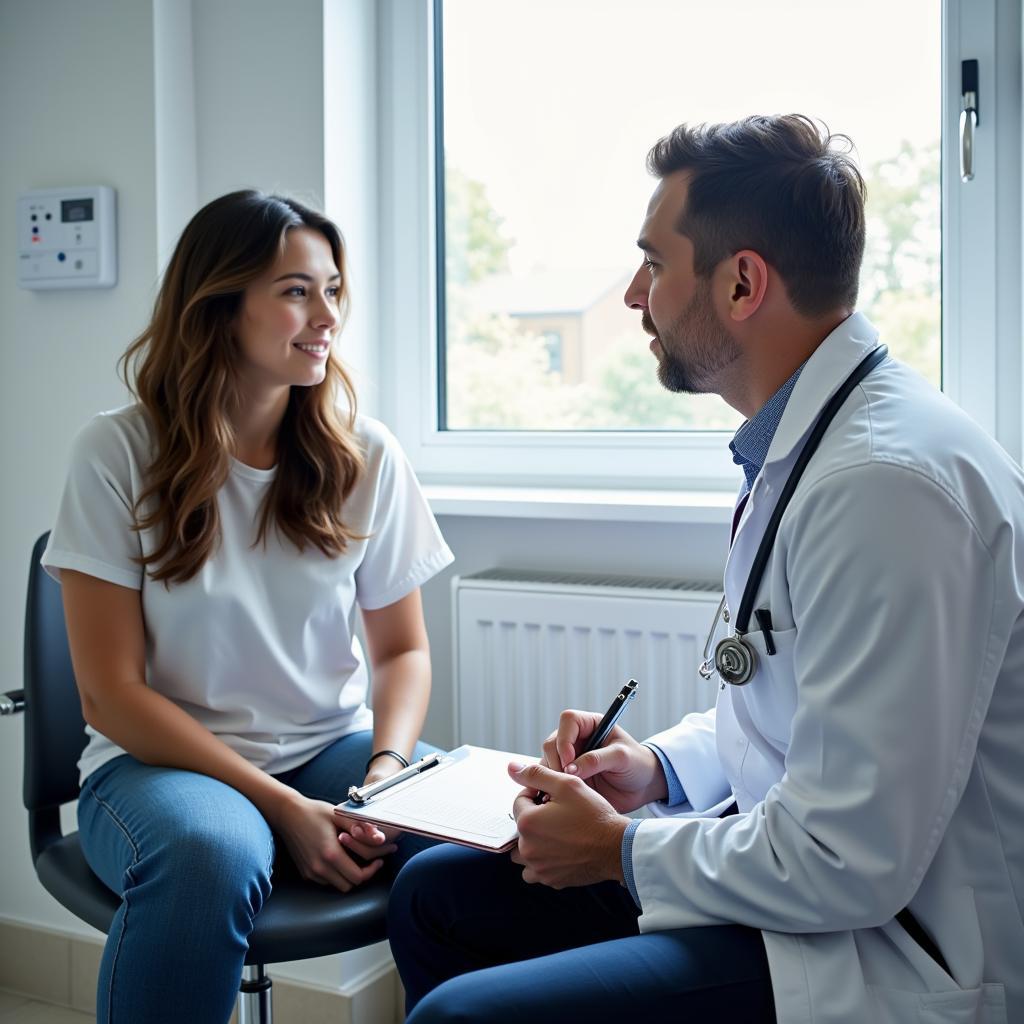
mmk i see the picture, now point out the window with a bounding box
[439,0,941,435]
[377,0,1021,488]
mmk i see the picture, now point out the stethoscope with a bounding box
[698,345,888,687]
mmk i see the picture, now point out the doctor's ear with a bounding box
[725,250,769,323]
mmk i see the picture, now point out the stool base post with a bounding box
[238,963,273,1024]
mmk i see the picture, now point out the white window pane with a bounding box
[440,0,940,432]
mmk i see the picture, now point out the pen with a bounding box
[347,752,443,805]
[532,679,639,804]
[580,678,639,755]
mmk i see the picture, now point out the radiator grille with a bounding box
[453,570,721,754]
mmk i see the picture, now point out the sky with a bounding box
[443,0,942,276]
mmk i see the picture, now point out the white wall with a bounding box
[192,0,325,205]
[0,0,162,939]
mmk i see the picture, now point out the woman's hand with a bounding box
[539,709,668,813]
[271,792,397,892]
[357,756,412,842]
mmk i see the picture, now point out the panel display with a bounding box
[61,198,94,223]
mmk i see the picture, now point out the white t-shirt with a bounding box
[42,405,454,783]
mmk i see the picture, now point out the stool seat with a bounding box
[35,832,390,964]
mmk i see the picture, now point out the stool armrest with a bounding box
[1,689,25,715]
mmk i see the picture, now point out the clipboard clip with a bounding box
[346,752,444,805]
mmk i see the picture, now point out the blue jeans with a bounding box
[77,731,437,1024]
[389,844,776,1023]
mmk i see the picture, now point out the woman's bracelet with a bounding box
[365,749,410,773]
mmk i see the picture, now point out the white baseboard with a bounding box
[0,917,404,1024]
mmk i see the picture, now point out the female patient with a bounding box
[42,190,452,1023]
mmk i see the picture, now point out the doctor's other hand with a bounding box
[540,709,668,814]
[509,762,629,889]
[271,792,397,893]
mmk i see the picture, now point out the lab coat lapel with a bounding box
[722,312,881,620]
[763,311,880,474]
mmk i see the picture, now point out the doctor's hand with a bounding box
[540,709,668,814]
[508,762,629,889]
[271,793,398,893]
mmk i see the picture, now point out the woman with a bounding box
[42,190,453,1023]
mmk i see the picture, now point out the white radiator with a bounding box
[452,569,722,755]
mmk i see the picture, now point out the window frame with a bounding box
[376,0,1022,490]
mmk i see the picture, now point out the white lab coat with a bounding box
[634,313,1024,1023]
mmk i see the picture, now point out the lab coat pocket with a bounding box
[740,625,797,746]
[917,983,1007,1023]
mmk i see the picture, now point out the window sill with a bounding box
[424,484,736,525]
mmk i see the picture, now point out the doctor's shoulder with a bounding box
[792,361,1024,557]
[836,358,1024,500]
[887,366,1024,501]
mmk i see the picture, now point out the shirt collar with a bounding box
[729,363,804,491]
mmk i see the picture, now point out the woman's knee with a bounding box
[133,808,274,917]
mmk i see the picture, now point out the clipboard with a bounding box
[333,745,535,853]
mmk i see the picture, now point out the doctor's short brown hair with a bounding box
[647,114,866,318]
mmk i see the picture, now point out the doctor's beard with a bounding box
[646,279,741,395]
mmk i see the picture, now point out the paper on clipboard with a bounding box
[334,745,535,852]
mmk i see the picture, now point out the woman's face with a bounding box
[234,226,342,396]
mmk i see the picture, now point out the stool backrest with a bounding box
[22,531,87,858]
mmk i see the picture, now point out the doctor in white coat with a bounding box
[388,114,1024,1024]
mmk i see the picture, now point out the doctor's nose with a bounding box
[624,265,650,310]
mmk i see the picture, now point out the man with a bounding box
[388,115,1024,1023]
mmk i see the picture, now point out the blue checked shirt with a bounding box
[621,361,805,906]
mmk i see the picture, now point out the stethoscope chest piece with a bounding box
[714,634,757,686]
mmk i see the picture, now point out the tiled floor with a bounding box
[0,991,93,1024]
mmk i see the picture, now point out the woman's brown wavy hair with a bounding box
[120,190,365,584]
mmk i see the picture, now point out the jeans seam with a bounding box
[89,789,141,1024]
[252,833,275,934]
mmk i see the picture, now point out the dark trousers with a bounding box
[388,843,776,1023]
